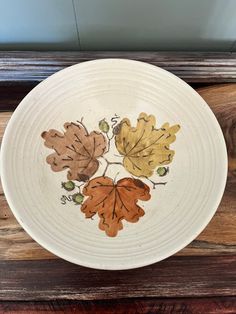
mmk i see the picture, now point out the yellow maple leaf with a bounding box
[115,112,180,177]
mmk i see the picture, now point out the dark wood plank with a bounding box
[0,84,37,111]
[1,297,236,314]
[0,256,235,300]
[1,51,236,87]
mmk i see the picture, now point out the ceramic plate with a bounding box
[0,59,227,270]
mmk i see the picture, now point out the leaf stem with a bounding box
[75,182,86,193]
[144,177,167,189]
[105,133,115,154]
[102,156,123,176]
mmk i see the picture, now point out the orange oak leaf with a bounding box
[81,176,151,237]
[41,122,107,181]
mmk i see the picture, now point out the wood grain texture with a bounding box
[1,84,235,260]
[197,84,236,184]
[1,51,236,85]
[0,111,11,140]
[0,256,236,300]
[1,297,236,313]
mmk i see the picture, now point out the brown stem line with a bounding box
[102,156,123,176]
[127,133,165,157]
[95,187,116,207]
[126,128,145,155]
[74,133,91,157]
[75,182,86,193]
[116,189,130,213]
[105,132,115,154]
[144,177,167,189]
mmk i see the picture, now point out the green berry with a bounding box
[156,167,168,177]
[61,181,75,191]
[99,119,110,133]
[72,193,84,205]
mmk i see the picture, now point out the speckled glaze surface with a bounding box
[0,59,227,270]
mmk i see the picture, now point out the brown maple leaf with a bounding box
[41,122,107,181]
[81,176,151,237]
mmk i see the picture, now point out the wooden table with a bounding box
[0,52,236,313]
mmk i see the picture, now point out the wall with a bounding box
[0,0,236,51]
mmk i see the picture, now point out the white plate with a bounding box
[0,59,227,270]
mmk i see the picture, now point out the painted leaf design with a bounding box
[81,176,151,237]
[41,122,107,181]
[115,112,180,177]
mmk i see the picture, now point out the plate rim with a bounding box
[0,58,228,270]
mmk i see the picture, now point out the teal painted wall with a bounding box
[0,0,235,51]
[0,0,79,50]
